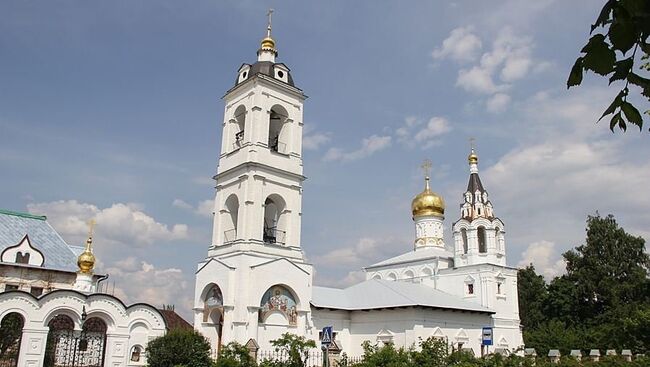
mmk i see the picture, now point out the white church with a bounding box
[193,20,524,358]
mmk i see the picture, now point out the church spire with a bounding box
[461,143,493,220]
[257,9,278,62]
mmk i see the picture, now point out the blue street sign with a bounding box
[482,327,493,346]
[321,326,333,345]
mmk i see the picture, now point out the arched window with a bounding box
[371,273,382,280]
[387,272,397,281]
[15,251,29,264]
[404,270,415,279]
[461,229,468,254]
[268,105,288,153]
[232,105,246,149]
[259,285,298,326]
[222,194,239,243]
[420,267,433,277]
[495,227,501,251]
[477,226,487,253]
[263,195,286,245]
[0,313,24,366]
[130,345,143,362]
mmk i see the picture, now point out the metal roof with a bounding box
[312,279,494,313]
[0,209,78,272]
[366,247,453,269]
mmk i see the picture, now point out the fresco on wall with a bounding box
[203,284,224,323]
[259,285,298,326]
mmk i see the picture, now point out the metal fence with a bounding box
[257,349,324,367]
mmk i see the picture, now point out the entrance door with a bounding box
[43,315,107,367]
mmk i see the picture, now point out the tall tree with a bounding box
[563,214,649,322]
[568,0,650,132]
[517,265,548,330]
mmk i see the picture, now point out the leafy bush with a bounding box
[146,328,213,367]
[216,342,258,367]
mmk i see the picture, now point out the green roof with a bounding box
[0,209,46,221]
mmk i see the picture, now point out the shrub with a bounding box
[146,328,213,367]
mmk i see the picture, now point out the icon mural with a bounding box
[259,286,298,325]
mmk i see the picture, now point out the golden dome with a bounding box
[77,246,95,274]
[468,148,478,164]
[411,177,445,218]
[260,36,276,50]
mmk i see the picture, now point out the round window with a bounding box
[242,71,248,78]
[277,70,284,78]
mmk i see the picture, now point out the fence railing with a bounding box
[257,349,324,367]
[263,228,286,245]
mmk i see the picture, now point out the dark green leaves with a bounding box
[567,57,584,88]
[609,21,637,53]
[582,34,617,75]
[569,0,649,134]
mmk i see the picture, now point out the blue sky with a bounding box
[1,1,648,318]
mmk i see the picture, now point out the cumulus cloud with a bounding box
[27,200,188,247]
[486,93,511,113]
[172,198,214,218]
[517,241,566,280]
[396,116,452,149]
[313,237,399,268]
[303,124,332,151]
[104,257,192,317]
[432,26,482,62]
[323,135,391,162]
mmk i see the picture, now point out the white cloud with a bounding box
[456,66,503,94]
[432,26,482,62]
[396,116,452,149]
[303,132,331,150]
[323,135,391,162]
[172,198,214,218]
[172,198,192,210]
[27,200,188,247]
[313,237,399,268]
[486,93,511,113]
[191,176,214,186]
[517,241,566,280]
[105,257,192,318]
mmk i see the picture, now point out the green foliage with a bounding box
[0,313,23,360]
[518,214,650,354]
[260,333,316,367]
[568,0,650,132]
[146,328,213,367]
[216,342,258,367]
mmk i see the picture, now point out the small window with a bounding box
[5,284,19,291]
[497,283,502,295]
[130,345,143,362]
[242,71,248,78]
[467,284,474,295]
[30,287,43,297]
[15,252,30,264]
[478,227,487,253]
[277,70,284,78]
[458,342,464,350]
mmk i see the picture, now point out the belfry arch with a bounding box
[222,194,239,243]
[263,194,287,245]
[268,105,289,153]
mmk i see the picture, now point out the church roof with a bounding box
[311,279,493,313]
[236,61,296,87]
[0,209,78,272]
[466,172,486,195]
[365,247,453,269]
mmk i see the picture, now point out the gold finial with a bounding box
[468,138,478,165]
[259,8,277,52]
[267,8,274,38]
[420,159,432,190]
[78,219,97,274]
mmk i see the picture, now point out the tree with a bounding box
[517,265,548,330]
[216,342,258,367]
[146,328,213,367]
[260,333,316,367]
[567,0,650,132]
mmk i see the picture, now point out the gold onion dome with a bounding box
[78,220,96,274]
[468,148,478,164]
[260,36,276,50]
[411,176,445,218]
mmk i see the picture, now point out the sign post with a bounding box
[321,326,333,367]
[481,327,493,356]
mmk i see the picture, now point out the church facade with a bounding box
[193,23,524,358]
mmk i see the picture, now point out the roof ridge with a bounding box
[0,209,46,221]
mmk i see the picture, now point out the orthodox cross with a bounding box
[421,159,432,178]
[469,137,476,151]
[87,219,96,239]
[266,8,274,36]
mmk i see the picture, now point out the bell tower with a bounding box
[194,13,314,354]
[452,147,506,267]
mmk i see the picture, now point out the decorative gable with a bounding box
[1,234,45,266]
